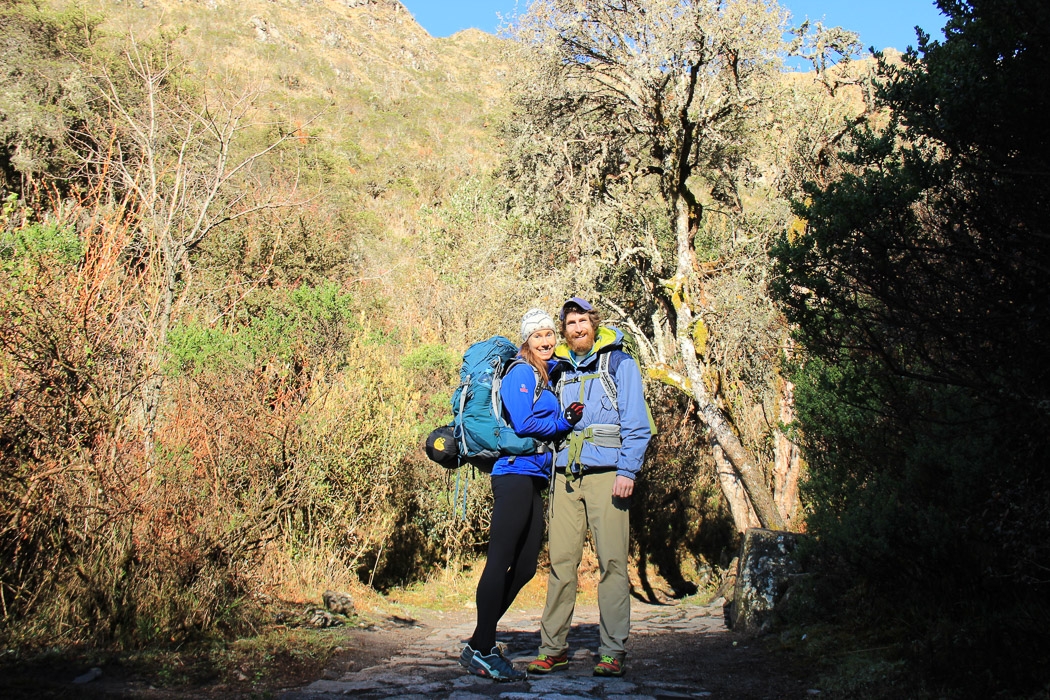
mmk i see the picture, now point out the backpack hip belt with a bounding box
[506,441,554,464]
[564,423,621,479]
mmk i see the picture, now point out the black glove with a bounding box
[564,402,584,426]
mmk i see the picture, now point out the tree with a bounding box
[84,35,309,465]
[507,0,832,529]
[771,0,1050,692]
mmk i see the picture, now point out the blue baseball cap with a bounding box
[559,296,594,320]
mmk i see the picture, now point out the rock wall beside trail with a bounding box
[728,528,804,634]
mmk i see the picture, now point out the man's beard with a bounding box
[567,328,595,355]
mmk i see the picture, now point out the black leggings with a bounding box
[470,473,546,653]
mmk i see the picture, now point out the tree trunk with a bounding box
[713,441,762,533]
[670,193,786,531]
[772,379,802,527]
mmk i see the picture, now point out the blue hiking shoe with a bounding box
[458,643,476,669]
[458,644,527,682]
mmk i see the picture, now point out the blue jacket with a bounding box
[552,326,652,480]
[491,359,573,479]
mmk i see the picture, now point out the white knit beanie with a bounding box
[520,308,556,341]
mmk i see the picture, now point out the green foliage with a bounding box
[168,283,359,375]
[254,283,359,360]
[400,344,457,380]
[0,217,82,271]
[771,0,1050,694]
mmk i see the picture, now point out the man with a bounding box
[528,297,653,678]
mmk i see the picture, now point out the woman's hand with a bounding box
[563,402,584,425]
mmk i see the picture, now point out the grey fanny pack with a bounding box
[563,423,620,480]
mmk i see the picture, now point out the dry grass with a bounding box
[73,0,532,342]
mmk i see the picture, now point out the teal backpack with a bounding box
[451,335,538,471]
[431,336,541,518]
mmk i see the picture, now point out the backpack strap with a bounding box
[498,359,555,461]
[557,350,623,409]
[556,349,658,450]
[454,375,472,456]
[597,351,619,412]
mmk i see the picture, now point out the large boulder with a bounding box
[728,528,804,634]
[323,589,355,616]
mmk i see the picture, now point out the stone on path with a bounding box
[72,667,102,684]
[323,590,355,616]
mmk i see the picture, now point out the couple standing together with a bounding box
[459,297,653,681]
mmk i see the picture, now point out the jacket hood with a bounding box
[554,325,623,367]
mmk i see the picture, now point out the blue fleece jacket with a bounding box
[491,359,573,479]
[552,326,652,480]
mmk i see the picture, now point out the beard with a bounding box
[566,326,596,355]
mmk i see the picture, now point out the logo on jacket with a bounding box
[520,384,528,393]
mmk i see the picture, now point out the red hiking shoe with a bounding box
[594,654,626,677]
[527,653,569,674]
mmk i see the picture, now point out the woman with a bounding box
[458,308,584,682]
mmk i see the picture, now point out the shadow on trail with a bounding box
[455,622,604,658]
[631,391,742,603]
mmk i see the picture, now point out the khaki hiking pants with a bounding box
[539,469,630,661]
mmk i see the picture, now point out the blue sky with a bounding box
[399,1,948,54]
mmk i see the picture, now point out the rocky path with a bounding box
[280,596,821,699]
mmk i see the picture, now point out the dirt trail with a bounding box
[0,591,821,698]
[279,594,820,699]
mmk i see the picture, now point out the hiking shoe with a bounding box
[594,654,625,677]
[459,644,527,682]
[527,653,569,674]
[460,642,508,663]
[458,643,478,669]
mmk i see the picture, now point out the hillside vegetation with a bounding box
[2,0,834,646]
[1,0,549,648]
